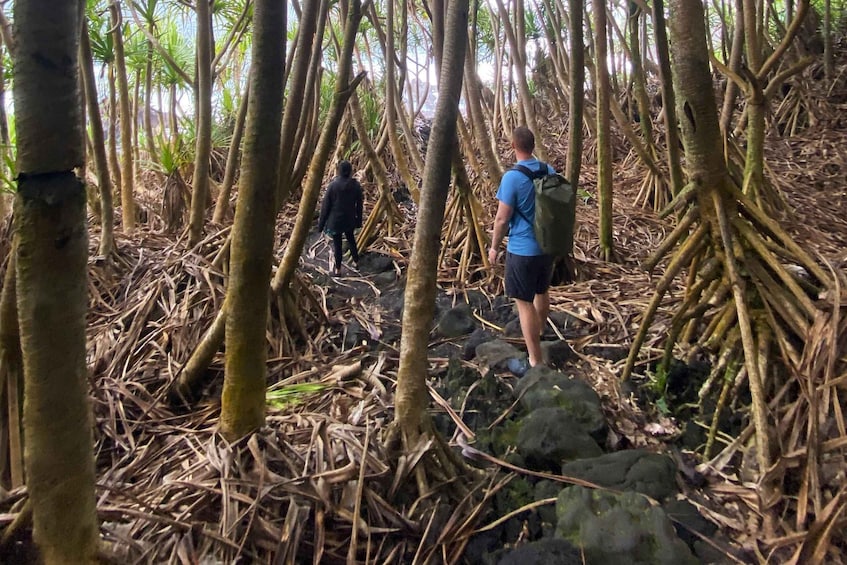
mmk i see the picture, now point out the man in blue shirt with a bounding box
[488,127,555,371]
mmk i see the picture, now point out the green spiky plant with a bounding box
[150,131,191,232]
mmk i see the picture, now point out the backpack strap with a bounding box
[508,163,546,227]
[511,162,547,180]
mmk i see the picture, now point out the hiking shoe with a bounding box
[507,356,531,377]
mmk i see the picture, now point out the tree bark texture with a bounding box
[668,0,773,487]
[220,0,287,440]
[12,0,99,560]
[395,0,469,435]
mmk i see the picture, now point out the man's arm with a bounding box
[488,200,513,264]
[355,181,363,227]
[318,184,333,232]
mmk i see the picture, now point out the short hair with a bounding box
[337,160,353,177]
[512,127,535,153]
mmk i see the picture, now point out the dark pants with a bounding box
[332,230,359,268]
[505,252,553,302]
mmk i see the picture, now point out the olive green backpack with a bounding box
[512,162,576,256]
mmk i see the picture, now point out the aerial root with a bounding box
[439,186,489,283]
[633,167,673,212]
[642,207,699,272]
[621,225,706,381]
[357,190,403,250]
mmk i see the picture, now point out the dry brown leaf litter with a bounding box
[1,61,846,564]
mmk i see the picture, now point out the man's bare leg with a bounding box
[534,292,550,336]
[516,298,543,366]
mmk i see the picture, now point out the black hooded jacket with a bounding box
[318,174,364,234]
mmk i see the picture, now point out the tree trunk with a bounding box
[463,44,502,186]
[628,3,654,144]
[566,0,584,187]
[719,0,744,135]
[652,0,684,195]
[593,0,614,261]
[383,0,419,201]
[220,0,287,441]
[823,0,832,80]
[80,21,115,256]
[276,0,322,200]
[12,0,99,560]
[668,0,774,511]
[107,64,123,201]
[212,79,250,224]
[395,0,468,449]
[492,0,546,160]
[0,47,10,220]
[188,0,213,246]
[111,1,136,232]
[144,22,157,163]
[289,0,330,190]
[132,70,141,165]
[0,242,24,489]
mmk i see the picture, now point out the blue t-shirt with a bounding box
[496,158,555,256]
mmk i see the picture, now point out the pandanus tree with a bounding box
[87,7,125,208]
[219,0,286,440]
[622,0,832,534]
[391,0,470,496]
[12,0,99,560]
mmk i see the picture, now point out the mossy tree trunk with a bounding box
[219,0,287,441]
[622,0,829,535]
[393,0,469,494]
[12,0,99,560]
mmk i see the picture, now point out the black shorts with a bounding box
[505,252,554,302]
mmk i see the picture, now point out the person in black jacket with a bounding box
[318,160,363,275]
